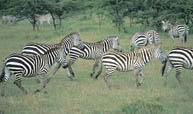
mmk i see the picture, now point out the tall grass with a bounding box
[0,15,193,114]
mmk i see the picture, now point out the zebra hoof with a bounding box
[71,72,75,77]
[90,73,93,77]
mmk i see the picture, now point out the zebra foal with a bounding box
[0,45,65,96]
[102,43,166,89]
[162,46,193,86]
[130,30,160,51]
[162,20,188,43]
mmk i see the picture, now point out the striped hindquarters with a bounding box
[168,47,193,69]
[5,54,40,77]
[130,33,148,49]
[102,51,132,72]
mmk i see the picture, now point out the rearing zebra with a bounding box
[21,32,84,82]
[162,20,189,43]
[0,45,65,96]
[102,43,166,89]
[63,36,122,80]
[161,46,193,86]
[130,30,160,51]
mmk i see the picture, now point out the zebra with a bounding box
[102,43,166,89]
[130,30,160,51]
[61,36,122,80]
[0,45,65,96]
[162,20,189,43]
[161,46,193,86]
[21,32,84,82]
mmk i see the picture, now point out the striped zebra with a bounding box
[162,20,189,43]
[63,36,122,80]
[0,45,65,96]
[130,30,160,51]
[21,32,84,82]
[102,43,166,89]
[161,46,193,86]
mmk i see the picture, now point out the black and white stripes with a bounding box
[67,36,122,79]
[0,45,64,96]
[162,20,189,42]
[161,47,193,85]
[21,32,84,82]
[102,44,165,89]
[130,30,160,51]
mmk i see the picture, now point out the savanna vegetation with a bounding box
[0,0,193,114]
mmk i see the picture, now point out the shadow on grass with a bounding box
[120,100,163,114]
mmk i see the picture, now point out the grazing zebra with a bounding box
[162,20,189,43]
[161,46,193,86]
[0,45,65,96]
[62,36,122,80]
[130,30,160,51]
[102,43,166,89]
[21,32,84,82]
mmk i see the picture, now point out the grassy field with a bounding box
[0,15,193,114]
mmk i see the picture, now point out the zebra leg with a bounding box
[66,66,74,81]
[95,62,103,79]
[104,73,112,90]
[66,60,76,78]
[134,69,140,87]
[14,80,28,95]
[34,74,47,94]
[103,68,115,90]
[139,70,145,85]
[1,67,12,96]
[90,59,99,78]
[179,34,183,43]
[175,68,182,85]
[164,63,173,86]
[1,82,6,96]
[47,63,61,83]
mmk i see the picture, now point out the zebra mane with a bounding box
[60,32,79,43]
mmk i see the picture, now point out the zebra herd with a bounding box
[0,21,192,96]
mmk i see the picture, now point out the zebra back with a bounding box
[22,43,60,55]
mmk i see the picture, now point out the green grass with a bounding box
[0,15,193,114]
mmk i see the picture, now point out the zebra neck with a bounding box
[44,50,59,67]
[103,40,112,52]
[141,50,153,65]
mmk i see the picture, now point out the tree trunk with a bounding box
[50,12,56,30]
[59,16,62,29]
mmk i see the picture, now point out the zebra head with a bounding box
[110,36,122,52]
[162,20,170,32]
[70,32,84,49]
[153,44,166,63]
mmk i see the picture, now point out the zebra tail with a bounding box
[184,26,187,42]
[0,66,5,83]
[161,58,167,76]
